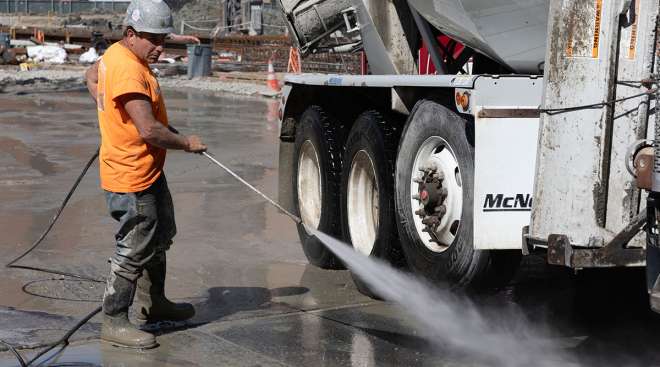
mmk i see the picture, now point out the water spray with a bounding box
[200,151,566,366]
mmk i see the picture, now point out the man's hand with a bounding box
[167,34,201,44]
[184,135,207,153]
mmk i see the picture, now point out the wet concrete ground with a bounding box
[1,88,660,366]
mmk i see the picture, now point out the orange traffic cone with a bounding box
[267,58,280,92]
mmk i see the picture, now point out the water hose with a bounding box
[2,149,103,367]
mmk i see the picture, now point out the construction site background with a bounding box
[0,0,285,37]
[0,0,361,75]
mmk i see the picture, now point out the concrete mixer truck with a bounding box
[275,0,660,307]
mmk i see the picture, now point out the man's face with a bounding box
[127,29,166,64]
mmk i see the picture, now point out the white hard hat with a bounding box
[123,0,174,35]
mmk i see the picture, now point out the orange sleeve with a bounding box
[110,67,150,101]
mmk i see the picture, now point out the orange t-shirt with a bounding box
[97,42,168,193]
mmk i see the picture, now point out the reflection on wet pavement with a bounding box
[1,89,660,367]
[0,136,60,177]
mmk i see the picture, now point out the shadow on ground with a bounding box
[192,285,310,324]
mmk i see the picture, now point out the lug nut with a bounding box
[422,216,439,226]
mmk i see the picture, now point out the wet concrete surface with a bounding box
[1,89,660,366]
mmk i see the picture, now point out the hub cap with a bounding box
[297,140,322,231]
[347,150,379,255]
[410,137,463,253]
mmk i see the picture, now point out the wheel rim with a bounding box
[347,150,379,255]
[297,140,322,231]
[410,136,463,253]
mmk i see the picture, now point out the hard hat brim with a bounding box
[129,26,175,35]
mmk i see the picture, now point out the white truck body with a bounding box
[282,73,544,250]
[278,0,658,282]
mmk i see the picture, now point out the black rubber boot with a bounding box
[135,253,195,324]
[101,272,157,349]
[650,281,660,313]
[648,245,660,313]
[646,196,660,314]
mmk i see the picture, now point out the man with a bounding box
[85,0,206,349]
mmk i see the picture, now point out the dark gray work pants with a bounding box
[104,174,176,283]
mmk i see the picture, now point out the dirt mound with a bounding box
[172,0,285,36]
[172,0,221,33]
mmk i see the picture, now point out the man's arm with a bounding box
[120,93,207,152]
[85,60,100,103]
[166,33,201,44]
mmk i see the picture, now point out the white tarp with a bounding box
[79,48,100,64]
[27,45,67,64]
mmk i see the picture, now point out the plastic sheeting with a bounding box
[79,47,99,64]
[26,45,67,64]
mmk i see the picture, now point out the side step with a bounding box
[545,212,647,268]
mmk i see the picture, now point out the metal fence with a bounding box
[0,0,128,14]
[213,35,362,74]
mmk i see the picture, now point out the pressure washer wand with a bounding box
[168,124,302,225]
[201,151,303,225]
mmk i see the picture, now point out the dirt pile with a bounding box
[0,67,85,94]
[172,0,221,34]
[159,73,279,97]
[172,0,285,36]
[0,13,123,30]
[0,64,277,97]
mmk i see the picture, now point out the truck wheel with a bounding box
[293,106,344,269]
[341,111,402,299]
[395,100,517,289]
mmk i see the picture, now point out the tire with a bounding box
[341,111,403,299]
[394,100,519,289]
[293,106,344,269]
